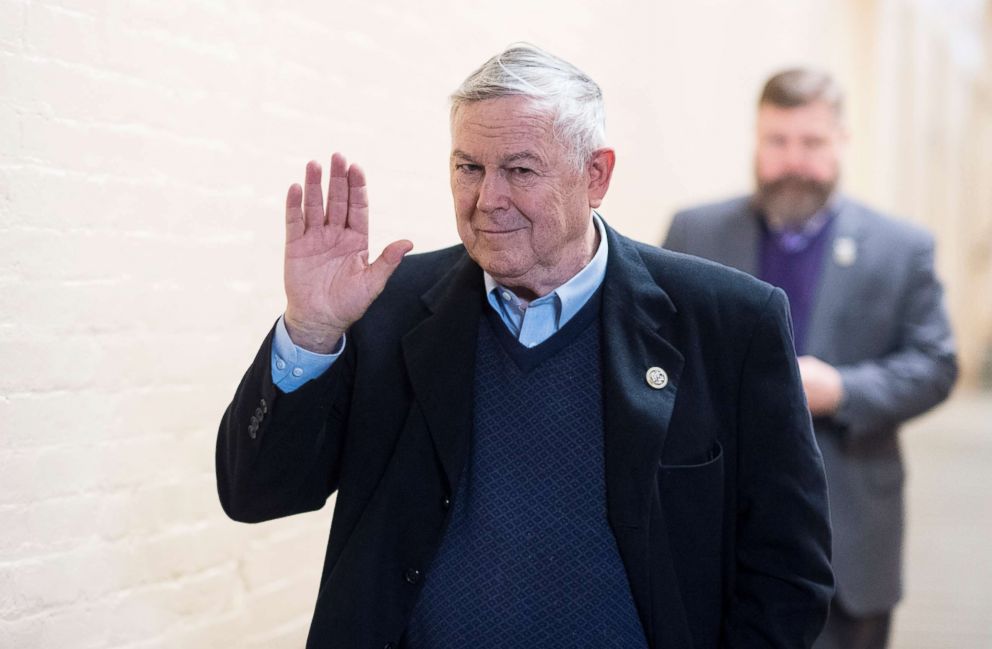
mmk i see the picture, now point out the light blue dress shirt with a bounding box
[272,214,609,392]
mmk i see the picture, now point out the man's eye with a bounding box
[510,167,533,176]
[456,164,481,173]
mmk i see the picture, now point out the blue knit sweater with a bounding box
[404,292,648,648]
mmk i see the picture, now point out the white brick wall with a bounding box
[2,0,985,647]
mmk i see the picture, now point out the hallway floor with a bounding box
[889,391,992,648]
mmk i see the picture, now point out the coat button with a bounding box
[404,568,421,584]
[441,496,451,510]
[383,643,394,649]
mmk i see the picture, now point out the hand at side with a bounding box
[798,355,844,416]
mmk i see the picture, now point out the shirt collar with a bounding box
[764,198,839,253]
[483,212,609,322]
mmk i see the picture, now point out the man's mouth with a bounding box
[477,227,524,235]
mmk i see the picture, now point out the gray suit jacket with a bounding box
[663,195,957,616]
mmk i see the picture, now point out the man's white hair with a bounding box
[450,44,607,170]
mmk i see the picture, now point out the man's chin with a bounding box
[757,189,831,230]
[467,247,525,279]
[764,200,822,229]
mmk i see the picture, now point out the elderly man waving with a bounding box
[217,45,833,649]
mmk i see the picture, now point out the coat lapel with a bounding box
[601,228,694,648]
[805,197,864,359]
[601,230,685,526]
[402,252,483,492]
[402,229,695,646]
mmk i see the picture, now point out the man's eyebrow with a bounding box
[503,151,544,166]
[450,150,546,165]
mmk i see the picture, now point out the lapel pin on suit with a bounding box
[646,367,669,389]
[833,237,857,267]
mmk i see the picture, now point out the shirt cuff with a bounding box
[271,315,345,392]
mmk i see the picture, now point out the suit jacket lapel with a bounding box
[402,252,482,492]
[601,230,685,526]
[601,228,694,648]
[403,229,690,505]
[403,230,693,645]
[806,197,864,359]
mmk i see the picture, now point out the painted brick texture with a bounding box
[2,1,985,647]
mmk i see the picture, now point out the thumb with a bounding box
[366,239,413,294]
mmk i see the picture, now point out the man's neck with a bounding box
[493,220,601,303]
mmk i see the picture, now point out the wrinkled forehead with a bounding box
[450,97,562,158]
[451,95,552,125]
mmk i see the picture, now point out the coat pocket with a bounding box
[658,440,724,549]
[658,441,725,635]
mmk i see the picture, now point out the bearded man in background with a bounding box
[663,68,958,649]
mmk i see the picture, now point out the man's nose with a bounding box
[476,169,511,213]
[782,143,810,174]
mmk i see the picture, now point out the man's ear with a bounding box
[586,148,616,209]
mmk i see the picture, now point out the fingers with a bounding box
[366,239,414,294]
[297,153,369,235]
[303,161,325,229]
[347,163,369,235]
[326,153,349,228]
[285,183,304,241]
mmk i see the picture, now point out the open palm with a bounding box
[283,154,413,353]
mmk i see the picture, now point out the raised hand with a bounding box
[283,153,413,353]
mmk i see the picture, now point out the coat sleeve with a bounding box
[215,323,354,523]
[725,288,834,648]
[832,234,958,438]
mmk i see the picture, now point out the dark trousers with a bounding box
[813,599,892,649]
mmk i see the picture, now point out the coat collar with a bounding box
[731,195,865,358]
[401,224,687,521]
[402,252,484,491]
[600,226,684,527]
[600,227,692,648]
[735,193,852,277]
[402,228,691,647]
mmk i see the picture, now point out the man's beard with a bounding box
[754,173,837,230]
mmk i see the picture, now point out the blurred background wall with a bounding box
[1,0,989,647]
